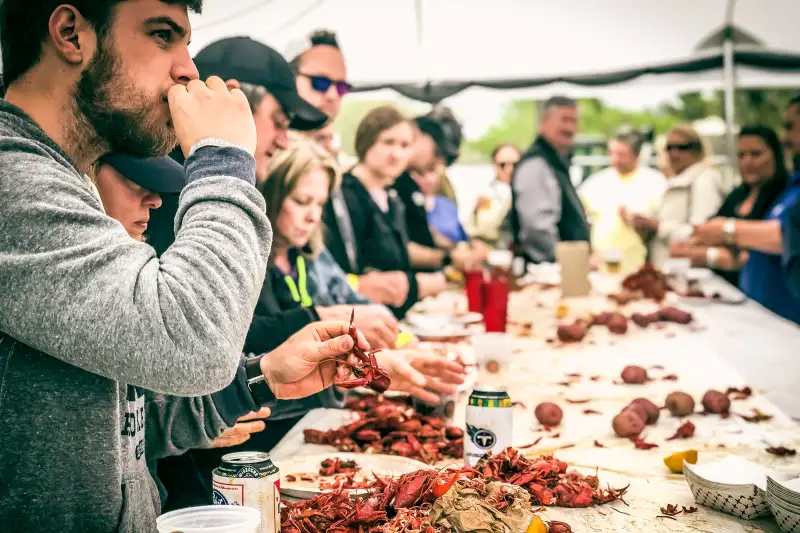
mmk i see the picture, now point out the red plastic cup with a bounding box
[465,269,486,312]
[482,275,509,332]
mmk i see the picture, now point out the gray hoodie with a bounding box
[0,101,272,531]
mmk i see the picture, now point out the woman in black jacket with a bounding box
[323,105,448,317]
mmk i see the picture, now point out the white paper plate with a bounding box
[276,452,429,500]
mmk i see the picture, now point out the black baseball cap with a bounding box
[193,36,328,132]
[100,154,186,194]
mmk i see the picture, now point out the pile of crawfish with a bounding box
[334,310,391,393]
[618,262,669,302]
[304,395,463,464]
[473,448,629,508]
[282,468,456,533]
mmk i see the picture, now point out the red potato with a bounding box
[622,403,648,424]
[557,320,588,342]
[702,390,731,414]
[631,312,661,328]
[660,306,693,325]
[606,313,628,335]
[621,365,648,384]
[665,391,695,417]
[613,410,645,438]
[535,402,563,426]
[630,398,660,425]
[591,312,613,327]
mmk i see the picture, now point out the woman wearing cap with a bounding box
[323,105,448,312]
[625,124,725,266]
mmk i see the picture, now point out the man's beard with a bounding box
[74,38,176,158]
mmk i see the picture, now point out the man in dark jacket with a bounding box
[511,96,590,263]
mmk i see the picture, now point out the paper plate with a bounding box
[276,452,429,500]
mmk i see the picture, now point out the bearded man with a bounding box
[0,1,367,531]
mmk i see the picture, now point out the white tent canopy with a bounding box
[188,0,800,90]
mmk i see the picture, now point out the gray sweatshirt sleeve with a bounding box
[0,143,271,396]
[145,358,260,460]
[513,157,562,263]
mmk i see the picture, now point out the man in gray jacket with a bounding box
[0,1,365,531]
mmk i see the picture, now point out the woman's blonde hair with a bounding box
[258,137,341,258]
[667,123,717,168]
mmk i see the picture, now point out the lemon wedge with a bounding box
[526,516,547,533]
[664,449,698,473]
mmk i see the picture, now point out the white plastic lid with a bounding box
[157,506,261,533]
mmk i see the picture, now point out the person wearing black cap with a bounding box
[192,36,328,184]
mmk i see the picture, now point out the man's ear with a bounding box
[48,5,96,66]
[226,79,241,90]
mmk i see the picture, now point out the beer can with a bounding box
[412,389,457,423]
[213,451,280,533]
[464,385,513,466]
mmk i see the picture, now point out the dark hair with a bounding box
[491,143,520,162]
[737,124,789,218]
[289,29,340,70]
[542,95,577,115]
[789,92,800,109]
[354,105,407,161]
[423,107,463,165]
[0,0,203,87]
[413,116,447,158]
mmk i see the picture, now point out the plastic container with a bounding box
[464,269,486,312]
[472,332,512,373]
[156,506,261,533]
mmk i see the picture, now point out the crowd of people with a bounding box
[1,1,799,531]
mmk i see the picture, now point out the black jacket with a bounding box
[510,136,590,262]
[392,172,437,249]
[323,172,419,317]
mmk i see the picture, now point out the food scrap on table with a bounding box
[630,437,659,450]
[740,408,773,423]
[726,386,753,400]
[766,446,796,457]
[666,421,696,441]
[534,402,563,426]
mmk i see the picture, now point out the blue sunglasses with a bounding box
[300,73,351,97]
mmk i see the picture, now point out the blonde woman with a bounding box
[626,124,725,266]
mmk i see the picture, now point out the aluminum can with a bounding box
[464,385,513,466]
[213,451,280,533]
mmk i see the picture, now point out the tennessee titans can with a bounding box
[213,451,280,533]
[464,385,513,466]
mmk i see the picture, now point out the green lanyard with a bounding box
[284,255,313,307]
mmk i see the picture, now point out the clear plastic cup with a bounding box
[156,506,261,533]
[472,332,512,374]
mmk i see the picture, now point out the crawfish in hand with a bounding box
[334,310,391,393]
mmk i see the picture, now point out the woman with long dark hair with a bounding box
[675,125,800,323]
[671,125,788,286]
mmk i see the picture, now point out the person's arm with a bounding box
[733,220,783,254]
[513,158,562,263]
[145,356,259,460]
[782,203,800,298]
[313,248,370,305]
[0,145,270,396]
[243,308,319,354]
[670,241,740,270]
[407,241,446,268]
[470,186,512,241]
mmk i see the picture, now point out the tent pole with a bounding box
[722,0,738,168]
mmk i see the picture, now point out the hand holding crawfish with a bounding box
[334,310,392,393]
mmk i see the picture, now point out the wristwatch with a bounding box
[244,355,278,407]
[442,250,452,267]
[722,218,737,246]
